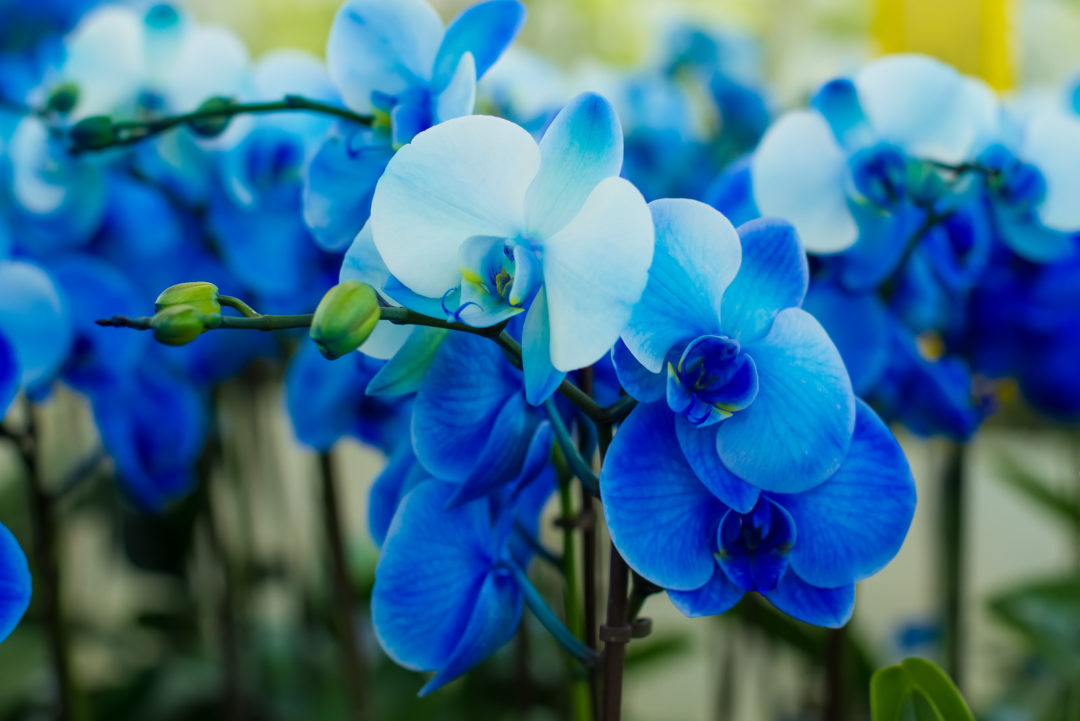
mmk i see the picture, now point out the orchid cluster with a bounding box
[0,0,1075,716]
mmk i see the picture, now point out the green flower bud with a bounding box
[187,97,234,138]
[310,281,381,360]
[151,305,207,346]
[155,281,222,320]
[70,116,116,151]
[46,83,80,115]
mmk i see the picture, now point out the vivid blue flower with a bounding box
[285,342,411,453]
[305,0,525,252]
[0,521,31,643]
[601,399,915,627]
[0,259,72,394]
[92,366,208,512]
[368,444,428,548]
[752,55,995,254]
[411,331,552,505]
[367,92,654,404]
[614,200,853,495]
[372,456,553,694]
[49,254,147,394]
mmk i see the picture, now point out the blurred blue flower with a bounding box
[285,342,411,453]
[368,92,653,404]
[92,365,208,512]
[614,201,853,497]
[601,400,914,627]
[372,461,553,694]
[0,521,31,643]
[305,0,525,252]
[0,259,72,394]
[0,332,16,417]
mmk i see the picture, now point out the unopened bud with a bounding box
[155,281,222,319]
[70,116,116,151]
[310,281,380,360]
[151,305,208,346]
[46,83,80,115]
[187,97,234,138]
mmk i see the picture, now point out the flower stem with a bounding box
[73,95,373,153]
[557,466,593,721]
[941,441,967,690]
[318,452,373,721]
[601,546,631,721]
[545,399,600,496]
[9,403,82,721]
[505,561,600,668]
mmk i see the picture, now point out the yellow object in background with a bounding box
[873,0,1014,89]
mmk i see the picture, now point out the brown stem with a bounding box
[823,626,847,721]
[318,452,373,721]
[601,548,631,721]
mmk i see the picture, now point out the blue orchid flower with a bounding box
[92,366,208,512]
[0,259,72,396]
[285,341,411,454]
[601,399,915,627]
[368,444,428,548]
[304,0,525,252]
[0,521,31,643]
[412,331,554,506]
[49,254,147,395]
[613,200,853,498]
[367,92,654,405]
[372,457,555,695]
[752,54,995,255]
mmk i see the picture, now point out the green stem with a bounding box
[218,296,261,319]
[74,95,372,153]
[504,561,600,668]
[941,442,967,691]
[557,467,593,721]
[545,399,600,496]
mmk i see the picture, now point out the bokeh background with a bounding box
[1,0,1078,720]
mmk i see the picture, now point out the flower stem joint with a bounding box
[69,116,117,151]
[310,281,381,360]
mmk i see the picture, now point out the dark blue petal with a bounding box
[775,400,915,588]
[810,78,872,150]
[412,333,522,480]
[674,418,759,513]
[610,339,665,403]
[802,281,890,396]
[763,571,854,628]
[0,522,31,642]
[715,498,795,592]
[368,445,429,547]
[372,481,498,674]
[432,0,525,88]
[447,393,537,506]
[0,333,16,418]
[600,402,725,591]
[721,218,809,342]
[668,564,744,618]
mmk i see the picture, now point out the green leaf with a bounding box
[995,453,1080,530]
[987,575,1080,669]
[870,658,973,721]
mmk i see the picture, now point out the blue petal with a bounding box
[621,199,737,373]
[667,564,744,618]
[541,177,654,371]
[704,155,759,227]
[716,499,796,592]
[600,402,725,591]
[524,92,624,238]
[521,289,567,406]
[775,400,915,588]
[326,0,444,114]
[720,218,808,342]
[1020,109,1080,232]
[610,339,665,403]
[372,481,497,673]
[304,130,394,253]
[0,334,16,418]
[809,78,872,150]
[0,260,72,391]
[0,522,31,643]
[802,281,890,396]
[431,0,525,89]
[420,568,522,695]
[763,571,854,628]
[433,52,477,124]
[366,327,447,397]
[391,98,433,147]
[412,333,522,480]
[369,446,428,547]
[996,208,1077,263]
[751,110,856,254]
[718,308,855,493]
[447,393,537,505]
[50,255,147,394]
[371,115,539,298]
[674,418,760,513]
